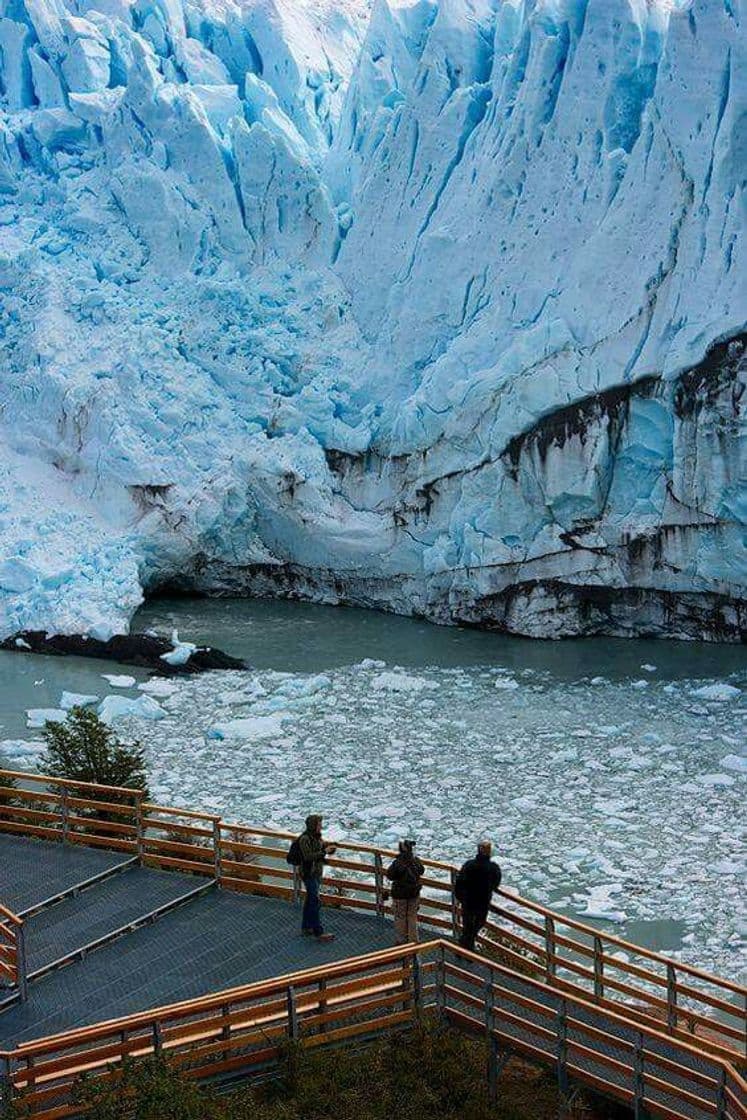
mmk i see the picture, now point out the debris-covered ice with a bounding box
[97,663,746,982]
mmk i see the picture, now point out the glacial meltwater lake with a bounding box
[1,598,745,982]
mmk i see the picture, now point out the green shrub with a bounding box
[40,707,149,796]
[74,1058,208,1120]
[62,1022,593,1120]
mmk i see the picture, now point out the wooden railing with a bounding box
[0,768,745,1062]
[0,903,26,1002]
[0,941,744,1120]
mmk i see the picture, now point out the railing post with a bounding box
[60,787,69,843]
[374,852,384,920]
[485,973,499,1104]
[15,923,28,1003]
[318,978,328,1033]
[135,795,145,863]
[450,869,459,939]
[544,916,556,980]
[411,955,422,1016]
[666,963,677,1034]
[715,1067,726,1120]
[221,1004,231,1061]
[287,986,299,1041]
[633,1031,645,1120]
[152,1021,162,1056]
[292,866,302,905]
[593,936,604,1001]
[436,943,446,1021]
[0,1053,12,1111]
[556,997,569,1101]
[212,819,222,886]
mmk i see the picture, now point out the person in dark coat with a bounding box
[386,839,425,944]
[298,814,336,942]
[454,839,502,951]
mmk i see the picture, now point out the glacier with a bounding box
[0,0,745,642]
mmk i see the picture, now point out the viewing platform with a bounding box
[0,768,745,1120]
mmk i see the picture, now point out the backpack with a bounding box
[286,837,303,866]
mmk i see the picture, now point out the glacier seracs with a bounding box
[0,0,745,641]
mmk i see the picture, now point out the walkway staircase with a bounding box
[0,767,744,1120]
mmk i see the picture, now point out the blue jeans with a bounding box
[302,876,323,935]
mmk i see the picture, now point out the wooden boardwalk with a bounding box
[0,834,393,1048]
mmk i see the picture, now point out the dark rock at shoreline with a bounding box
[1,631,248,675]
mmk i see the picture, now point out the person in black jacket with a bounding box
[386,839,425,943]
[454,840,502,951]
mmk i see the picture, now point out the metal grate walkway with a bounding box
[0,834,393,1048]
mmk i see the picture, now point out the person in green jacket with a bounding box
[298,814,336,942]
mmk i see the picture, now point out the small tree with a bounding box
[40,707,149,796]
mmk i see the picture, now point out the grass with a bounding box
[33,1022,606,1120]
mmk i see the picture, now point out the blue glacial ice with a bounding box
[0,0,745,641]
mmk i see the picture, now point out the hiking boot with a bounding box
[315,932,335,943]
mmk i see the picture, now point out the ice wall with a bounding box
[0,0,745,640]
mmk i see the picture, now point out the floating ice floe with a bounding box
[0,738,45,760]
[99,694,166,723]
[60,691,99,710]
[26,707,66,728]
[102,674,137,688]
[208,714,287,741]
[720,754,747,774]
[575,884,627,924]
[697,773,735,787]
[138,679,179,698]
[370,671,437,693]
[690,683,742,702]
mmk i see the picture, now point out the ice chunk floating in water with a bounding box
[0,0,745,643]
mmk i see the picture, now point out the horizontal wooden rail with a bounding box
[0,766,744,1070]
[0,770,143,797]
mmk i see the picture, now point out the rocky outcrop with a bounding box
[1,631,248,673]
